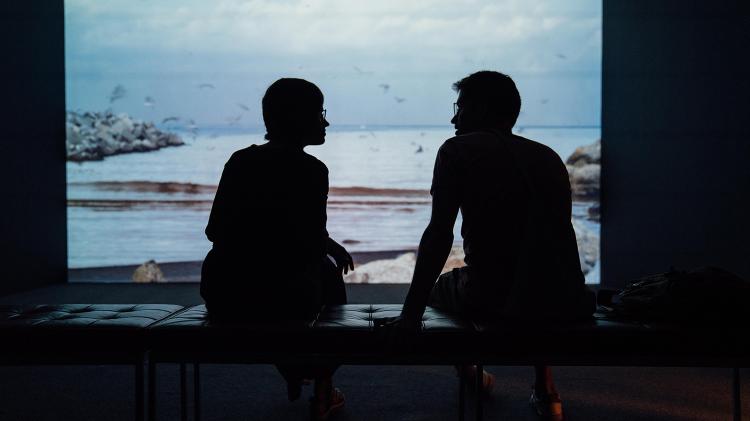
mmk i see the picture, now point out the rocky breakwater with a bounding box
[66,111,184,161]
[566,139,600,202]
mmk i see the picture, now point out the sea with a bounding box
[67,125,600,282]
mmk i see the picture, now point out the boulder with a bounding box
[572,220,599,276]
[566,139,600,166]
[566,139,601,202]
[567,164,600,201]
[132,260,165,283]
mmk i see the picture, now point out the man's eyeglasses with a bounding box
[321,109,327,119]
[453,103,460,116]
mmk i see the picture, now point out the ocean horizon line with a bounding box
[155,123,602,133]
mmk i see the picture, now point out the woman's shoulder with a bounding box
[300,151,328,174]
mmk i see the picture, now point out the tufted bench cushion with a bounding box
[0,304,184,364]
[148,304,476,365]
[311,304,477,363]
[148,305,317,363]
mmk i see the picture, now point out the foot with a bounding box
[456,365,495,396]
[529,388,563,421]
[309,387,345,421]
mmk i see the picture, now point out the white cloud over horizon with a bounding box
[65,0,601,126]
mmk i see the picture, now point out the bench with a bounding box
[2,303,747,421]
[147,304,749,421]
[0,304,184,421]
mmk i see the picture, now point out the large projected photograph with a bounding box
[65,1,601,283]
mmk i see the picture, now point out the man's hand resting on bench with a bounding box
[374,315,422,352]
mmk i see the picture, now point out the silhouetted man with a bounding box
[390,71,594,420]
[201,78,352,420]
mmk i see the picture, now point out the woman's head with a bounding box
[262,78,328,146]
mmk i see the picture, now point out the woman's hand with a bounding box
[326,238,354,275]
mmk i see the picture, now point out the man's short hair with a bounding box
[453,71,521,128]
[262,78,323,141]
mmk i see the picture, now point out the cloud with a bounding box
[66,0,600,67]
[64,0,601,125]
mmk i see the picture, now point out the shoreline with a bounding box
[68,249,417,283]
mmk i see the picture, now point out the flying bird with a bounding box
[415,145,423,153]
[378,84,390,94]
[198,83,215,89]
[540,98,549,105]
[144,96,155,107]
[556,53,567,59]
[226,115,242,125]
[394,96,406,103]
[353,66,374,76]
[161,116,180,124]
[108,84,126,103]
[237,103,250,111]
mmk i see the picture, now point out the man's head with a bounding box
[262,78,329,146]
[450,71,521,135]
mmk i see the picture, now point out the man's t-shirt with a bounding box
[200,144,329,313]
[431,130,586,314]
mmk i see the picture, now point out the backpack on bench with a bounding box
[599,266,750,323]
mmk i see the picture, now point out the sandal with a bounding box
[309,387,345,421]
[456,365,495,396]
[529,388,564,421]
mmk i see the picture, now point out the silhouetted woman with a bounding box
[201,78,351,420]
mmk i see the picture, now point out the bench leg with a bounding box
[475,364,483,421]
[459,367,465,421]
[148,358,156,421]
[734,367,741,421]
[194,363,201,421]
[135,357,145,421]
[180,363,187,421]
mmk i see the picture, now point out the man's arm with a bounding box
[400,186,460,323]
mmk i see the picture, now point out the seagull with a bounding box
[198,83,215,89]
[161,116,180,124]
[108,85,126,103]
[394,96,406,103]
[353,66,374,76]
[378,83,390,94]
[415,145,423,153]
[226,115,242,125]
[144,96,155,107]
[237,103,249,111]
[541,98,549,105]
[556,53,567,59]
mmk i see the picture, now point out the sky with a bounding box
[65,0,601,128]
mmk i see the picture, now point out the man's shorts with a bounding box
[427,266,511,318]
[427,266,476,314]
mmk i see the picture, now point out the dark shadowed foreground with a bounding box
[0,283,745,420]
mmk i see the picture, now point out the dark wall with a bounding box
[0,1,66,295]
[601,1,750,287]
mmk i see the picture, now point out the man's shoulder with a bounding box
[511,134,564,163]
[228,144,258,161]
[439,131,495,154]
